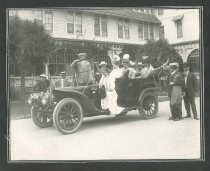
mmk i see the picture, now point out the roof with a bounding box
[81,9,161,24]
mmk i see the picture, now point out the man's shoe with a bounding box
[184,116,191,118]
[173,118,181,121]
[194,117,199,120]
[168,116,174,120]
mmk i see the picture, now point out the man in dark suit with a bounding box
[167,63,184,121]
[33,74,50,93]
[183,62,199,120]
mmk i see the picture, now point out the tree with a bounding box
[121,39,183,68]
[8,16,55,98]
[136,39,183,68]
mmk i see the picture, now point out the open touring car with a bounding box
[29,75,159,134]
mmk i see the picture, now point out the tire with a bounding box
[138,91,158,119]
[31,106,53,128]
[53,98,83,134]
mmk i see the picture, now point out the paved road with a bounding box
[10,98,201,161]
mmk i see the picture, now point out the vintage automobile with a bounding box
[29,75,159,134]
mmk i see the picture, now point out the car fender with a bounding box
[53,89,101,114]
[138,87,158,101]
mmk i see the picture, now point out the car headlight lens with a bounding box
[41,99,47,105]
[28,99,32,104]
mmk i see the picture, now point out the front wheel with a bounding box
[31,106,53,128]
[53,98,83,134]
[138,91,158,119]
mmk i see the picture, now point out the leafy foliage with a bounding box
[8,16,55,66]
[121,39,183,68]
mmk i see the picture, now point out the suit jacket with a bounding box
[184,72,197,97]
[55,78,71,87]
[167,70,184,98]
[33,79,50,93]
[71,60,93,85]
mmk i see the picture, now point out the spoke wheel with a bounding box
[138,91,158,119]
[31,106,53,128]
[53,98,83,134]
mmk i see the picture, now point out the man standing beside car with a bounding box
[167,63,185,121]
[71,53,93,86]
[183,62,199,120]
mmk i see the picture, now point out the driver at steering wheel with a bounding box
[33,74,50,93]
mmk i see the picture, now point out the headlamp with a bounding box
[28,99,32,104]
[41,98,47,105]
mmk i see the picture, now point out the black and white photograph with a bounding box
[8,7,203,161]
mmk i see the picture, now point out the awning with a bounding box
[172,14,184,21]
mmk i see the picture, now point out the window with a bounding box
[101,16,108,37]
[118,18,123,38]
[124,20,130,39]
[67,11,83,34]
[9,10,18,18]
[94,15,108,37]
[94,16,100,36]
[145,9,150,14]
[177,20,183,38]
[75,12,82,34]
[158,9,164,15]
[67,11,74,33]
[149,24,154,41]
[44,11,53,34]
[34,10,43,25]
[139,9,144,13]
[118,18,130,39]
[138,23,143,40]
[144,23,149,40]
[159,25,165,40]
[151,9,155,15]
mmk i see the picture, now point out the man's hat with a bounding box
[99,61,107,66]
[137,62,144,66]
[122,54,130,63]
[183,62,190,68]
[40,74,47,78]
[60,71,66,76]
[78,53,87,57]
[142,56,149,60]
[169,62,179,67]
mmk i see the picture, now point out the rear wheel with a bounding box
[138,91,158,119]
[31,106,53,128]
[53,98,83,134]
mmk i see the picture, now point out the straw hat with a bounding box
[40,74,47,78]
[60,71,66,76]
[99,61,107,66]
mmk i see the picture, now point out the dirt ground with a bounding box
[9,98,201,161]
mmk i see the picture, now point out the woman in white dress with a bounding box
[99,68,109,110]
[107,55,125,115]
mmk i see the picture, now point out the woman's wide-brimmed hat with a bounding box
[122,54,130,63]
[112,55,121,64]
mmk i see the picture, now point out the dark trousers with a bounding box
[170,103,182,119]
[183,95,197,118]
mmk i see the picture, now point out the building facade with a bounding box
[9,8,161,76]
[154,8,200,73]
